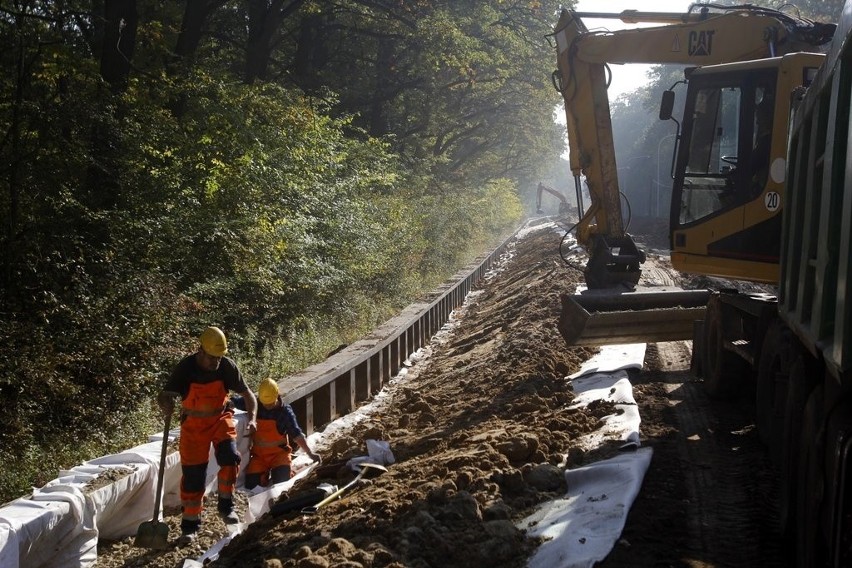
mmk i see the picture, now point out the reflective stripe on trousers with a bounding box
[179,412,239,521]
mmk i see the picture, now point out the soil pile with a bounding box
[214,223,598,568]
[95,222,603,568]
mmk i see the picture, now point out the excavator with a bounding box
[551,3,834,345]
[553,4,852,565]
[535,182,571,215]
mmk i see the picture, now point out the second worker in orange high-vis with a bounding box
[157,326,257,546]
[233,378,321,489]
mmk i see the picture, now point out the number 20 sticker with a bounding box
[765,191,780,211]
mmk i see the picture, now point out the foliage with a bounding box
[0,0,562,504]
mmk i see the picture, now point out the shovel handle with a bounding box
[301,466,369,514]
[150,414,171,523]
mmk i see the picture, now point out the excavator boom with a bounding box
[551,4,835,345]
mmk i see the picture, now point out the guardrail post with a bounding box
[354,362,368,403]
[336,371,356,415]
[294,396,312,435]
[313,383,334,429]
[369,351,381,393]
[390,337,400,376]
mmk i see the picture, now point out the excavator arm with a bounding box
[551,4,834,345]
[552,4,834,290]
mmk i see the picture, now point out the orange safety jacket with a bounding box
[245,414,292,475]
[179,380,236,464]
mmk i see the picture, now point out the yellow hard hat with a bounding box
[258,378,279,405]
[200,326,228,357]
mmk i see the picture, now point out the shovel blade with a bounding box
[134,520,170,549]
[271,487,331,517]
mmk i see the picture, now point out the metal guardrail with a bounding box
[279,227,522,435]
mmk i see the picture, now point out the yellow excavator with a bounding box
[535,182,571,216]
[551,4,835,346]
[554,5,852,564]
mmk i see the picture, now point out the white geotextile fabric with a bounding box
[518,343,653,568]
[0,338,653,568]
[521,448,653,568]
[0,413,252,568]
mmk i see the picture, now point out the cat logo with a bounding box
[671,34,682,52]
[688,30,715,56]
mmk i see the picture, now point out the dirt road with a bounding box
[94,222,785,568]
[601,340,784,568]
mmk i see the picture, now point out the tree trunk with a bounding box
[292,12,327,93]
[99,0,138,93]
[246,0,305,84]
[369,37,395,137]
[174,0,214,62]
[169,0,223,117]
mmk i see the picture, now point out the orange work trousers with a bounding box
[178,412,239,522]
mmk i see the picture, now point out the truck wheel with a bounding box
[702,295,746,399]
[825,401,852,567]
[795,385,825,567]
[779,355,816,548]
[755,319,790,464]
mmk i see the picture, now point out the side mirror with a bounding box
[659,90,675,120]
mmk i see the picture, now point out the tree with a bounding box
[0,0,569,503]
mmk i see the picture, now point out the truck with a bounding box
[551,3,850,565]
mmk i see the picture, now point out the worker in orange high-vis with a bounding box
[233,378,321,489]
[157,326,257,546]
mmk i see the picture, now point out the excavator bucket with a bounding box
[558,288,710,346]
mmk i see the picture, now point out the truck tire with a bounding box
[755,319,790,464]
[824,400,852,567]
[794,385,825,567]
[779,355,816,549]
[702,294,747,399]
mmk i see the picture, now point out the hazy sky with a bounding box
[572,0,695,98]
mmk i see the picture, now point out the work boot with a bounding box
[218,498,240,524]
[178,519,199,547]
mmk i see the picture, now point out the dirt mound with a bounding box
[94,223,608,567]
[206,224,596,568]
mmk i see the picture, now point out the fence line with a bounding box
[279,226,524,434]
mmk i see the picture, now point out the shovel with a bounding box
[301,462,388,514]
[134,414,172,549]
[270,486,334,517]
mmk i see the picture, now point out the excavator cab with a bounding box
[669,55,824,282]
